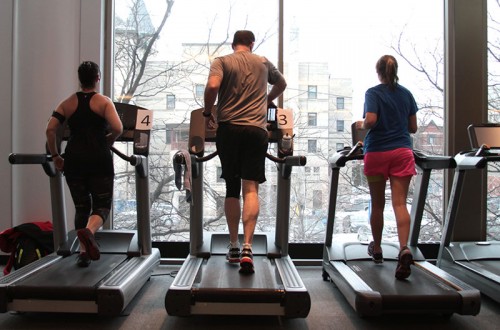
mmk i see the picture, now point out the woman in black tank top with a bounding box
[45,61,123,267]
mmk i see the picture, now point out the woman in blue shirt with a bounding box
[356,55,418,280]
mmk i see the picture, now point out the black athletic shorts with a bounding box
[216,122,268,183]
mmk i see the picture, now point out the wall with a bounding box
[0,0,105,237]
[0,1,14,236]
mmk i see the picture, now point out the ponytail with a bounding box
[376,55,399,90]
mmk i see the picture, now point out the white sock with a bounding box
[242,243,252,250]
[230,241,240,249]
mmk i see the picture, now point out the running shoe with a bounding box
[395,247,414,280]
[76,252,91,267]
[226,245,240,263]
[367,241,383,264]
[77,228,100,261]
[239,248,254,274]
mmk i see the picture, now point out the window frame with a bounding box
[166,94,176,110]
[308,85,317,99]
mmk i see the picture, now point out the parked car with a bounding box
[345,210,370,233]
[320,211,360,234]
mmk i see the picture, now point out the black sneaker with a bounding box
[367,241,383,264]
[395,247,414,280]
[76,253,91,267]
[239,248,254,274]
[226,246,240,263]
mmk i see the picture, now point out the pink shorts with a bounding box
[364,148,416,181]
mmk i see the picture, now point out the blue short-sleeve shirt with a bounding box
[363,84,418,153]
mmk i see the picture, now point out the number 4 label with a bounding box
[136,109,154,130]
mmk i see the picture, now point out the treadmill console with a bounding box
[189,107,294,157]
[468,124,500,151]
[350,122,368,147]
[115,103,153,156]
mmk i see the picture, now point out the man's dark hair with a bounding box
[78,61,100,89]
[232,30,255,47]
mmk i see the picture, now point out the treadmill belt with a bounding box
[349,260,461,309]
[457,260,500,280]
[10,254,128,300]
[194,256,284,303]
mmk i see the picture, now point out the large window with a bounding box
[113,0,278,242]
[487,0,500,240]
[283,0,444,243]
[112,0,445,245]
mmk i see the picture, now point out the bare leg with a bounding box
[76,214,102,263]
[389,175,412,251]
[368,177,386,254]
[241,179,259,246]
[86,215,103,234]
[225,197,241,244]
[79,214,103,252]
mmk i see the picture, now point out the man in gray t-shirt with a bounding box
[203,30,287,274]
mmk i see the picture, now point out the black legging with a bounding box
[65,175,114,229]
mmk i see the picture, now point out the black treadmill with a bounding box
[0,103,160,315]
[437,123,500,303]
[321,124,481,317]
[165,108,311,317]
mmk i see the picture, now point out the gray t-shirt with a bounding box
[208,51,283,131]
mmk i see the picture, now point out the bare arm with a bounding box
[45,95,75,155]
[46,102,68,171]
[408,114,417,133]
[267,75,287,105]
[203,75,221,116]
[46,113,62,157]
[362,112,378,129]
[102,98,123,146]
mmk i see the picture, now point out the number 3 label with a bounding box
[136,109,154,130]
[277,108,293,129]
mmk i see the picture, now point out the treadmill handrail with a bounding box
[266,153,306,166]
[196,151,219,163]
[111,146,135,163]
[9,153,57,177]
[331,147,456,170]
[413,149,457,170]
[173,150,308,166]
[330,147,364,169]
[9,153,49,165]
[110,146,147,179]
[173,150,218,165]
[454,151,493,170]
